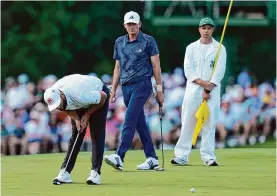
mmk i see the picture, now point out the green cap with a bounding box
[199,17,215,27]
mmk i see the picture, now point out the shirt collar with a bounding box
[197,37,216,46]
[125,31,143,43]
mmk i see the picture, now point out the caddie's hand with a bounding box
[75,119,82,132]
[110,91,116,103]
[203,91,211,101]
[201,81,215,91]
[156,91,164,106]
[80,114,90,132]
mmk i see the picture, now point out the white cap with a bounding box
[44,88,61,111]
[124,11,140,24]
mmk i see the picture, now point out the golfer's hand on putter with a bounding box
[80,114,90,132]
[156,91,164,106]
[75,119,83,132]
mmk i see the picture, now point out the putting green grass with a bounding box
[2,148,276,196]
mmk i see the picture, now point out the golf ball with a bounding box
[190,188,195,193]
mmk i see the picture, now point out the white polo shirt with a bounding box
[51,74,104,110]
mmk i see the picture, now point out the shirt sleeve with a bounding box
[147,36,160,57]
[113,39,119,60]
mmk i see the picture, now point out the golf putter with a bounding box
[53,132,80,185]
[156,103,165,171]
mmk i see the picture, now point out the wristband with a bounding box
[157,85,163,92]
[204,89,211,94]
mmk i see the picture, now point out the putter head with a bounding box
[53,179,62,185]
[155,167,164,171]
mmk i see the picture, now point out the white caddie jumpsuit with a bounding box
[174,38,226,163]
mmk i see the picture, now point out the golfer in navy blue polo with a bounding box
[104,11,164,171]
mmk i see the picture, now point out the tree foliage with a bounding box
[1,1,125,80]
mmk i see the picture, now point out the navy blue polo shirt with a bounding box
[113,31,159,85]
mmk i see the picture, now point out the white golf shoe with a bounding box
[171,157,189,166]
[104,154,123,171]
[86,170,101,185]
[53,169,72,184]
[137,157,160,170]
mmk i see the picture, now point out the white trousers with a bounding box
[174,95,219,163]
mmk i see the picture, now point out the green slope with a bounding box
[2,149,276,196]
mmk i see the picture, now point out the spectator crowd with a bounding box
[1,68,276,155]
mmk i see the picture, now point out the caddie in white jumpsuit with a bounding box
[171,18,226,166]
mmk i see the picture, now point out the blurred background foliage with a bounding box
[1,1,276,85]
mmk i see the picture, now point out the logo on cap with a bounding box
[47,98,54,105]
[129,15,134,19]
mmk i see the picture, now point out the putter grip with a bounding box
[158,101,163,108]
[159,105,162,119]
